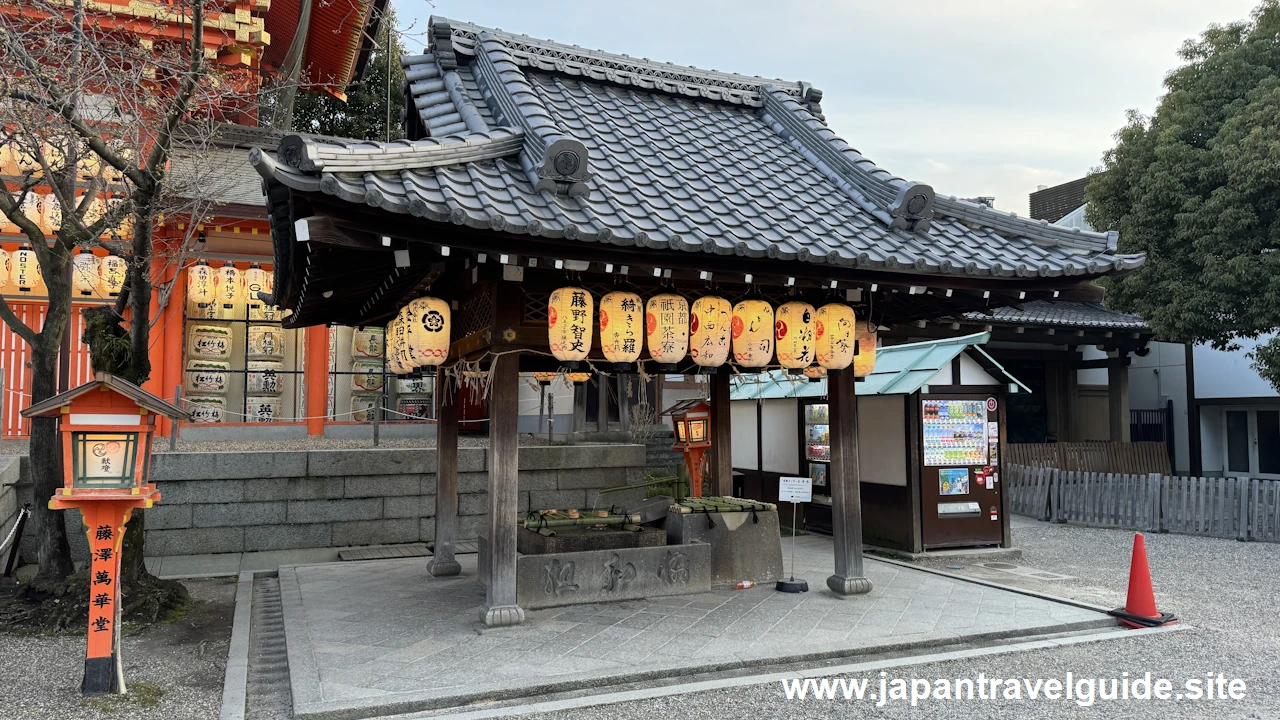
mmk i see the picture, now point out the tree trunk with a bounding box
[29,270,75,587]
[126,210,152,386]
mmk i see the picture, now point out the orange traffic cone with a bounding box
[1109,533,1176,628]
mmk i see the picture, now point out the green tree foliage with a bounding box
[1086,1,1280,388]
[291,6,406,140]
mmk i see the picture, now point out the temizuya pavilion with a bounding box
[251,17,1144,627]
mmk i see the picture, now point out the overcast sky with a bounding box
[398,0,1261,215]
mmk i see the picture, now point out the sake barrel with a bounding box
[249,303,283,322]
[187,324,233,361]
[186,395,226,424]
[351,327,385,359]
[247,325,284,359]
[397,375,432,395]
[396,394,433,420]
[351,360,385,393]
[186,360,230,395]
[245,396,283,423]
[351,394,381,422]
[246,360,285,395]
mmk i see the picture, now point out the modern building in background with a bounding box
[1029,179,1280,479]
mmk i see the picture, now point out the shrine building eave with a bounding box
[251,15,1144,332]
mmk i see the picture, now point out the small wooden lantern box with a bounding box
[21,373,188,696]
[662,398,713,498]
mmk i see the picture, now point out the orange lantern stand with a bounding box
[21,373,188,696]
[662,398,713,498]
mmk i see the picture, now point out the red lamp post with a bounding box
[662,398,713,498]
[21,373,188,696]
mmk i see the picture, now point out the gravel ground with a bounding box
[0,578,236,720]
[514,518,1278,719]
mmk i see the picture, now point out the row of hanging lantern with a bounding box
[549,287,878,376]
[186,260,272,307]
[0,247,126,297]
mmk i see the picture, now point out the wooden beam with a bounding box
[826,370,872,595]
[709,372,733,497]
[1108,356,1130,442]
[428,370,461,577]
[481,353,524,627]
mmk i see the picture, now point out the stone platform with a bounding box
[666,508,785,584]
[279,535,1112,720]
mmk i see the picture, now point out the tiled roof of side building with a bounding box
[964,300,1151,331]
[251,17,1144,284]
[1030,178,1088,223]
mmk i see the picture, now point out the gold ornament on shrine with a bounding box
[404,296,451,369]
[646,293,689,370]
[775,301,816,371]
[548,286,593,366]
[72,253,99,297]
[12,246,38,292]
[186,260,215,306]
[689,296,731,369]
[854,318,878,377]
[731,299,774,368]
[99,255,127,297]
[815,303,857,372]
[598,290,643,369]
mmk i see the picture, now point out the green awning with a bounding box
[729,332,1024,400]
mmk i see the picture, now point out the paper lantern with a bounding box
[598,291,642,368]
[11,246,38,292]
[404,296,450,368]
[186,260,215,306]
[689,296,731,368]
[775,301,816,370]
[0,249,9,290]
[854,319,878,377]
[548,287,592,365]
[244,263,270,303]
[731,300,774,368]
[99,255,126,297]
[215,262,243,311]
[645,293,689,369]
[815,303,857,372]
[566,372,592,384]
[385,307,412,375]
[72,253,99,296]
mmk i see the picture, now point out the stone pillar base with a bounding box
[480,604,526,628]
[826,575,873,596]
[427,559,461,577]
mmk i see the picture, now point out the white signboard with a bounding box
[779,476,813,503]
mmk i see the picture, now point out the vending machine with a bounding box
[919,393,1004,548]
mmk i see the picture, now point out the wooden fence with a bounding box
[1006,464,1280,543]
[1007,442,1171,475]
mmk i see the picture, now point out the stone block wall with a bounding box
[131,444,644,558]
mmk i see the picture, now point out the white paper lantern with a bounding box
[854,319,878,378]
[72,253,99,297]
[404,296,451,369]
[385,307,412,375]
[775,301,816,370]
[11,247,38,292]
[186,260,215,306]
[215,262,243,314]
[689,296,731,368]
[598,291,643,369]
[731,300,774,368]
[548,287,592,365]
[99,255,127,297]
[815,303,857,372]
[244,263,273,319]
[646,293,690,369]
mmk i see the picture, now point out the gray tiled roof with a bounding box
[965,300,1150,331]
[251,16,1144,282]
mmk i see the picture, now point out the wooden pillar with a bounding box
[826,370,872,595]
[1108,356,1130,442]
[709,371,733,497]
[159,264,186,438]
[428,368,461,577]
[596,371,609,432]
[1064,349,1080,442]
[481,353,524,627]
[304,325,329,436]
